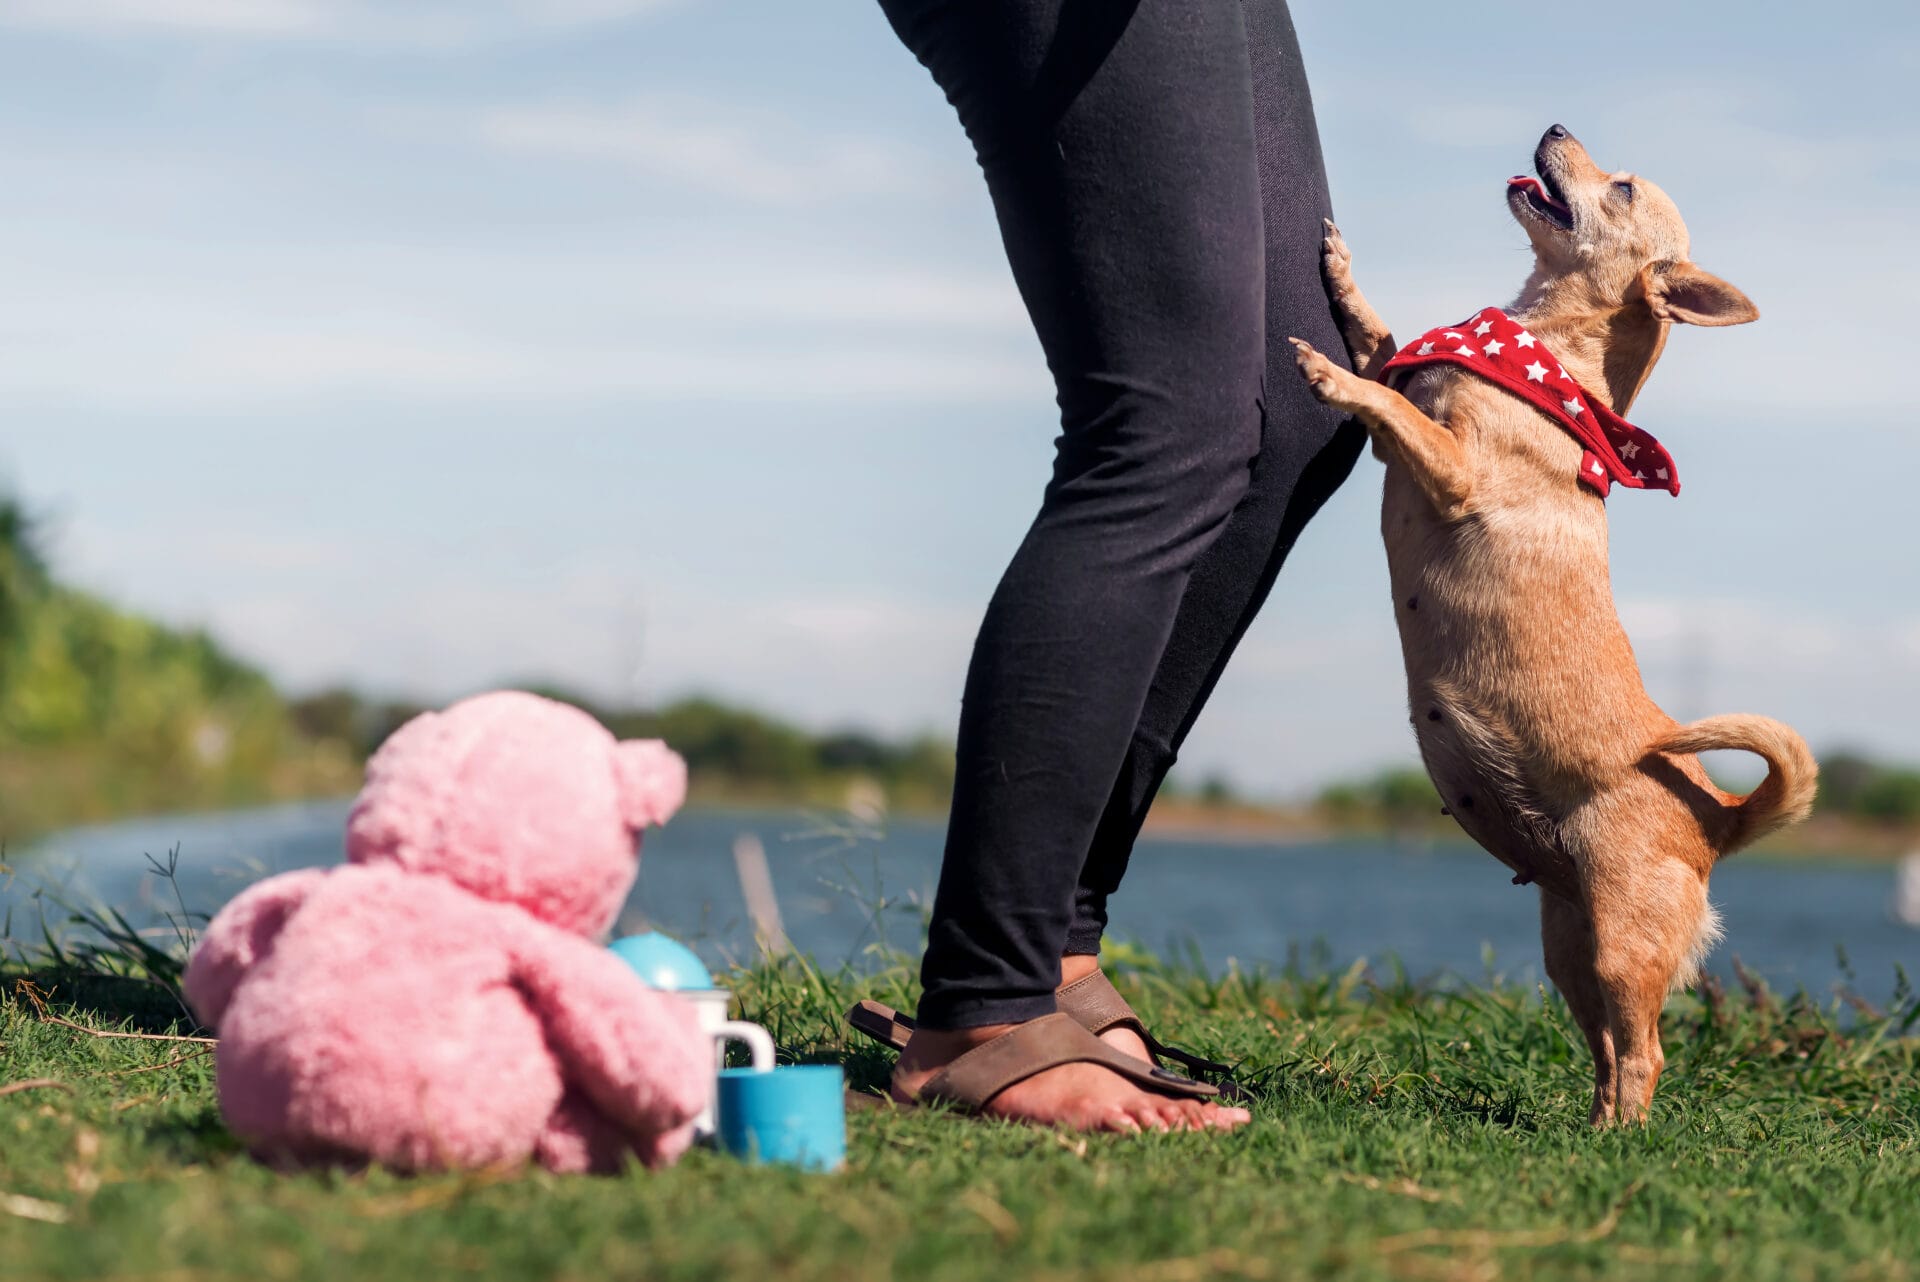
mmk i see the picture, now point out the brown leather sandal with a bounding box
[848,970,1245,1099]
[904,1012,1220,1112]
[1054,970,1240,1083]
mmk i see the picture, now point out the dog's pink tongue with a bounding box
[1509,175,1570,214]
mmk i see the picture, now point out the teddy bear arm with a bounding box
[182,868,328,1031]
[509,933,712,1141]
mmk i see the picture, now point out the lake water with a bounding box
[6,802,1916,1006]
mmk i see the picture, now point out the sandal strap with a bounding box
[1150,1040,1238,1082]
[847,999,915,1053]
[1055,970,1147,1040]
[851,984,1240,1086]
[1056,971,1236,1080]
[919,1013,1218,1109]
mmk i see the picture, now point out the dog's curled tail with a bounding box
[1655,714,1818,854]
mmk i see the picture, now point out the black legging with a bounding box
[879,0,1364,1029]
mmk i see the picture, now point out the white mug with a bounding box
[673,988,775,1138]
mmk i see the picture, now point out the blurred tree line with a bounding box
[1813,752,1920,825]
[0,480,955,836]
[1313,767,1445,829]
[6,484,1919,840]
[0,495,356,840]
[288,687,958,813]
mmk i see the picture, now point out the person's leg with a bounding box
[876,0,1264,1129]
[1065,0,1368,958]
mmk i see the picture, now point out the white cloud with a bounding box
[49,507,980,735]
[1,323,1046,410]
[1618,597,1858,672]
[0,0,323,34]
[475,99,942,206]
[0,234,1040,411]
[1899,621,1920,665]
[1615,596,1920,763]
[140,565,983,739]
[0,0,680,44]
[1400,102,1546,152]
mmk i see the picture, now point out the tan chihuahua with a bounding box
[1288,125,1816,1124]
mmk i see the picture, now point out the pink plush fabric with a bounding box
[183,691,707,1174]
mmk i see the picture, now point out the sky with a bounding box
[1,0,1916,797]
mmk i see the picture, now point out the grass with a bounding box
[2,924,1916,1282]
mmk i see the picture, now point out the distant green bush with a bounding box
[1315,766,1442,828]
[286,685,960,813]
[1815,750,1920,825]
[0,491,355,840]
[12,482,1919,841]
[610,695,955,807]
[0,495,50,676]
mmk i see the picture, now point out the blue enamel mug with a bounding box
[714,1064,846,1172]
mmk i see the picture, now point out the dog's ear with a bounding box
[1636,261,1759,327]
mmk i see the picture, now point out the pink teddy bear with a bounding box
[182,690,711,1174]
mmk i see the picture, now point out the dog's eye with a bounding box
[1613,180,1636,201]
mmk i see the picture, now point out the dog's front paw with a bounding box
[1288,337,1346,403]
[1322,217,1354,284]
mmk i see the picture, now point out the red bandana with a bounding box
[1378,307,1679,498]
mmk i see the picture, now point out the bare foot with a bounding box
[891,1026,1250,1133]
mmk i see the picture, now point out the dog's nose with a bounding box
[1546,123,1570,141]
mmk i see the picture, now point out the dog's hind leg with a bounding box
[1539,890,1617,1125]
[1320,220,1397,378]
[1585,858,1707,1123]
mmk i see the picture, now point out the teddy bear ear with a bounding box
[614,739,689,830]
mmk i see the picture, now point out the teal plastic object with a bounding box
[716,1065,846,1172]
[608,932,714,991]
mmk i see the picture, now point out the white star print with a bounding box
[1417,341,1435,355]
[1557,365,1570,381]
[1444,331,1464,340]
[1563,397,1585,417]
[1656,468,1669,480]
[1635,470,1646,480]
[1524,360,1548,382]
[1455,345,1476,357]
[1483,339,1505,356]
[1591,460,1605,475]
[1620,441,1639,459]
[1514,330,1536,348]
[1473,319,1494,336]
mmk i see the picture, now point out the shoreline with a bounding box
[12,788,1915,867]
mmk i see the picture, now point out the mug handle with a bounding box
[714,1020,776,1072]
